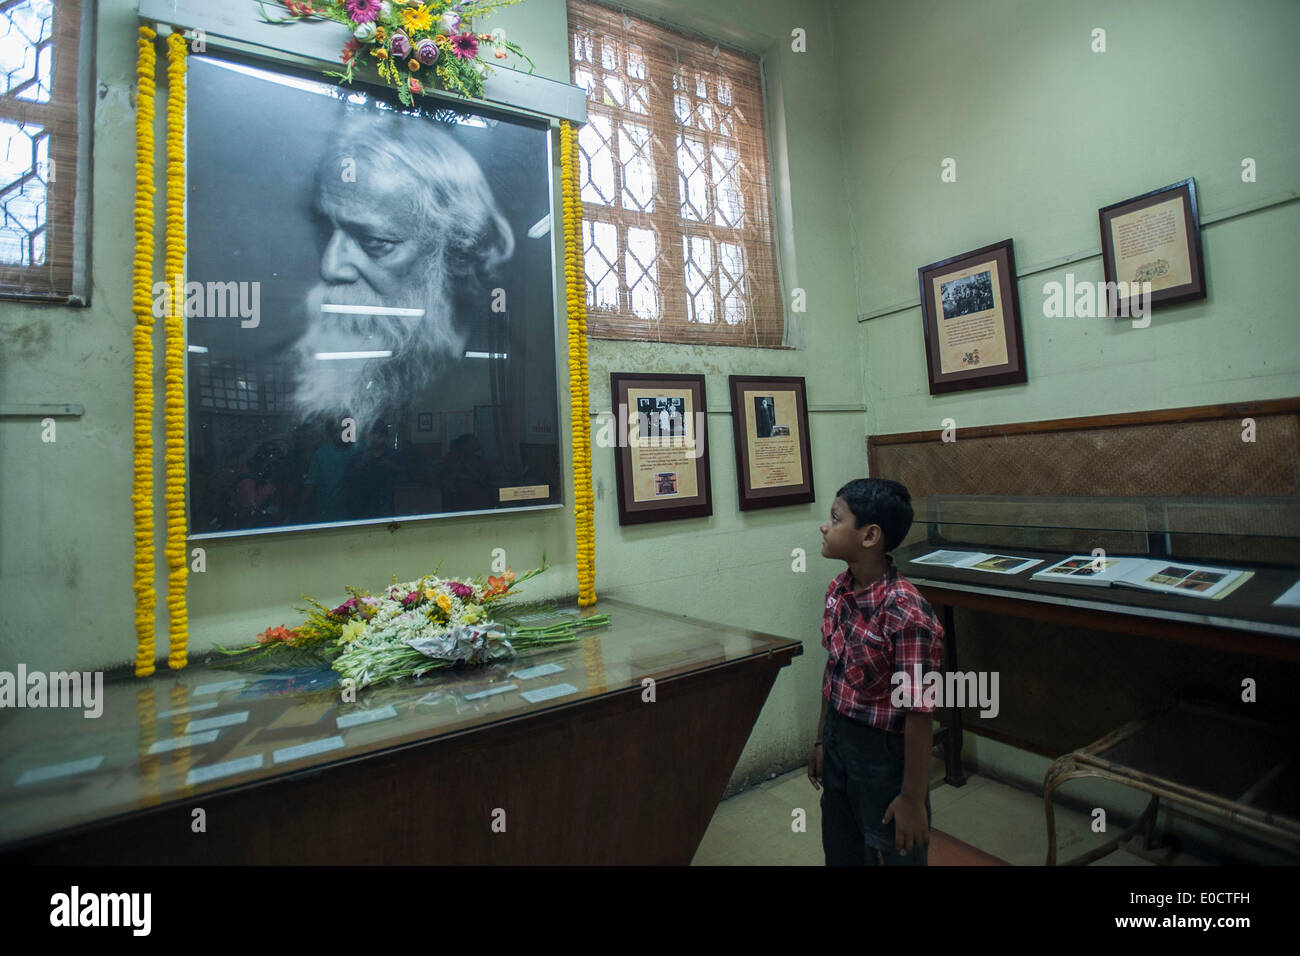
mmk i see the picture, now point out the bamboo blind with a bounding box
[0,0,83,301]
[567,0,784,347]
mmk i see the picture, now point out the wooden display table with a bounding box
[893,533,1300,861]
[0,599,801,865]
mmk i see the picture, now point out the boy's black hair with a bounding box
[835,478,913,553]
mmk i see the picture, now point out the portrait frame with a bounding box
[1098,178,1206,317]
[609,372,712,526]
[917,238,1028,395]
[181,51,564,539]
[727,375,814,511]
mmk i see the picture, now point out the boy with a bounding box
[808,478,945,865]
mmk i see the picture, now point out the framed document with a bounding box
[610,372,712,525]
[727,375,814,511]
[1099,178,1206,316]
[917,239,1028,395]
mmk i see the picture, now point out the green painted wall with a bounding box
[0,0,858,789]
[6,0,1292,799]
[836,0,1300,435]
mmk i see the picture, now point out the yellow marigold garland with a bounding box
[164,33,189,669]
[170,682,193,794]
[136,686,161,806]
[560,120,595,606]
[132,26,158,678]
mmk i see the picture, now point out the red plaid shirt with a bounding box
[821,555,945,732]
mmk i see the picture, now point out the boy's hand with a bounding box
[882,793,929,853]
[807,742,823,790]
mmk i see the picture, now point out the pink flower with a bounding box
[449,581,474,599]
[345,0,381,23]
[451,32,479,60]
[390,30,412,59]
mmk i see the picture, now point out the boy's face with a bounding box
[820,496,880,561]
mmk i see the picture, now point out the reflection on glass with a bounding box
[183,56,560,536]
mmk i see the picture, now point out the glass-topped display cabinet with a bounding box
[0,599,801,864]
[894,496,1300,637]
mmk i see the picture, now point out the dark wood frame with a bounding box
[1098,178,1206,317]
[610,372,713,525]
[727,374,814,511]
[917,238,1028,395]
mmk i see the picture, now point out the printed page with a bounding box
[911,549,991,567]
[912,550,1043,574]
[1031,555,1148,586]
[1116,559,1248,600]
[963,554,1044,574]
[1273,579,1300,608]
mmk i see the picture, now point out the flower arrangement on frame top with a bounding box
[260,0,535,104]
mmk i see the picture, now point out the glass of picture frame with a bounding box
[727,374,814,510]
[183,53,562,538]
[917,239,1028,395]
[1098,178,1207,318]
[608,372,713,525]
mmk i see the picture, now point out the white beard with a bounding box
[287,275,467,433]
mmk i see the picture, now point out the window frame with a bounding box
[0,0,94,305]
[567,0,786,348]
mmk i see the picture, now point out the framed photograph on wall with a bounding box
[183,53,561,538]
[610,372,712,525]
[727,375,814,511]
[1098,178,1206,317]
[917,239,1028,395]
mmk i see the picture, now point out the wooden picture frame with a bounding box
[1099,178,1206,317]
[727,375,814,511]
[917,238,1028,395]
[610,372,712,525]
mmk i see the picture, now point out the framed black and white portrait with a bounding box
[183,54,561,537]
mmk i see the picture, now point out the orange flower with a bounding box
[257,625,296,645]
[408,58,421,72]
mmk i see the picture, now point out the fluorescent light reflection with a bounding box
[527,214,550,238]
[315,350,394,361]
[320,304,425,317]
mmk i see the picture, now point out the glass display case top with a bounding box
[0,599,800,849]
[910,495,1300,540]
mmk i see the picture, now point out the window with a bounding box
[0,0,91,303]
[568,0,784,347]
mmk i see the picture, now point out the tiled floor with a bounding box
[692,758,1212,866]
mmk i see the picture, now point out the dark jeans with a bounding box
[821,707,931,866]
